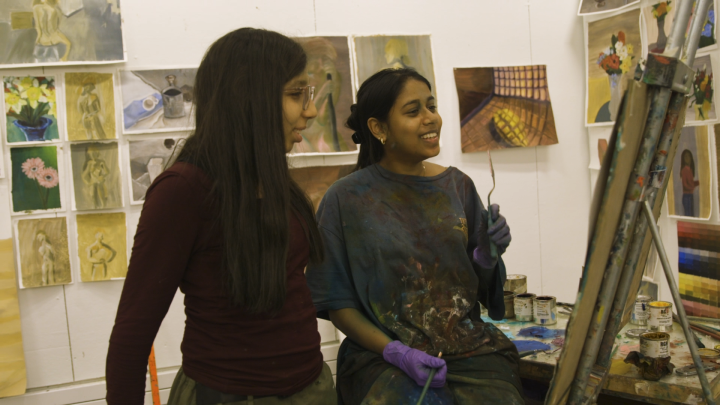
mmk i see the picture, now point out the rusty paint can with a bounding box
[648,301,673,332]
[504,291,516,319]
[640,332,670,358]
[504,274,527,294]
[630,295,652,326]
[533,295,557,325]
[514,293,536,321]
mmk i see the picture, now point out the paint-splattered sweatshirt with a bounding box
[306,164,506,357]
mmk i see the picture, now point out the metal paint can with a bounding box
[648,301,673,332]
[514,293,536,321]
[503,291,516,319]
[533,295,557,325]
[698,348,720,360]
[640,332,670,358]
[504,274,527,294]
[630,295,652,326]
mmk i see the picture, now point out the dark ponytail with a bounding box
[347,68,431,171]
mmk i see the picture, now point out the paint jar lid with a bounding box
[649,301,672,308]
[625,328,649,338]
[698,348,720,359]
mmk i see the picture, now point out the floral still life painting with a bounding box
[10,146,61,213]
[686,55,716,123]
[4,76,58,143]
[644,1,675,54]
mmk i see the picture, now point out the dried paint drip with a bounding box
[518,326,565,339]
[512,340,552,352]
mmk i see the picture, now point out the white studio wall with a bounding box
[0,1,590,404]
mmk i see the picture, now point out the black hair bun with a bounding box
[346,103,362,132]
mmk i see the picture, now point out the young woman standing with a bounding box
[106,28,336,405]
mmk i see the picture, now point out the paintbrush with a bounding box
[415,352,442,405]
[487,150,498,261]
[673,313,705,348]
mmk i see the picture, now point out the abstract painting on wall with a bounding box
[677,221,720,318]
[586,8,641,125]
[643,1,677,54]
[120,68,197,134]
[128,138,183,203]
[667,126,712,219]
[578,0,640,15]
[290,164,354,211]
[15,217,71,288]
[0,0,124,68]
[10,145,61,213]
[291,37,356,154]
[4,76,58,143]
[685,54,716,123]
[70,142,122,210]
[354,35,436,95]
[65,72,116,140]
[454,65,558,152]
[0,238,26,398]
[76,212,127,282]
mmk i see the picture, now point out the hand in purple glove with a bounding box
[474,204,512,269]
[382,341,447,388]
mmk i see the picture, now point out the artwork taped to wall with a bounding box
[290,164,354,211]
[10,145,62,213]
[578,0,640,16]
[120,68,197,134]
[586,8,641,126]
[70,142,123,210]
[685,54,717,124]
[0,238,26,398]
[454,65,558,152]
[128,138,184,204]
[0,0,124,68]
[353,35,436,96]
[677,221,720,318]
[76,212,127,282]
[666,126,712,219]
[290,37,357,155]
[695,0,717,51]
[3,76,59,143]
[643,1,677,54]
[15,216,72,288]
[65,72,116,140]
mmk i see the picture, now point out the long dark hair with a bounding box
[176,28,323,314]
[681,149,696,177]
[347,68,431,171]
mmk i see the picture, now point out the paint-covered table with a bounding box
[497,312,720,404]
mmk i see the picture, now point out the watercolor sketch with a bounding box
[4,76,58,143]
[290,37,356,154]
[643,1,677,54]
[290,164,354,211]
[678,221,720,318]
[454,65,558,152]
[586,8,641,125]
[128,138,183,203]
[354,35,436,95]
[10,145,61,213]
[0,0,124,67]
[697,0,717,50]
[76,212,127,282]
[65,72,116,140]
[15,217,71,288]
[70,142,122,210]
[578,0,640,15]
[685,55,716,123]
[667,126,711,219]
[120,68,197,134]
[0,238,26,398]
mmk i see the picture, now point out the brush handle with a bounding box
[415,368,438,405]
[488,206,498,261]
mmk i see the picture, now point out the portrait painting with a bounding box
[290,164,354,211]
[290,36,356,154]
[65,72,116,140]
[70,142,122,210]
[4,76,58,143]
[128,138,184,203]
[454,65,558,152]
[0,0,124,68]
[120,68,197,134]
[10,145,61,213]
[76,212,127,282]
[15,216,71,288]
[667,126,711,219]
[0,238,26,398]
[685,54,716,123]
[578,0,640,15]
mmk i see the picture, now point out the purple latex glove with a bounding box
[474,204,512,269]
[382,341,447,388]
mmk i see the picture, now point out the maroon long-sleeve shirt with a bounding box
[106,162,323,404]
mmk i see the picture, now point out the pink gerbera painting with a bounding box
[21,157,45,179]
[37,167,59,189]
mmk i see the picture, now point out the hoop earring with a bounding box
[380,138,386,145]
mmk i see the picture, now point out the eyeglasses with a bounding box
[284,85,315,110]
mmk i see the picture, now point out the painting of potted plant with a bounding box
[650,1,672,53]
[596,31,634,122]
[692,65,713,121]
[10,146,62,212]
[4,76,58,143]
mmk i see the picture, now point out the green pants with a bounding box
[168,362,337,405]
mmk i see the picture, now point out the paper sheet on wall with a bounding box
[0,238,27,398]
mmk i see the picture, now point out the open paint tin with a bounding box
[698,348,720,360]
[504,274,527,294]
[514,293,536,321]
[648,301,673,332]
[625,328,650,339]
[503,291,516,319]
[640,332,670,358]
[533,295,557,325]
